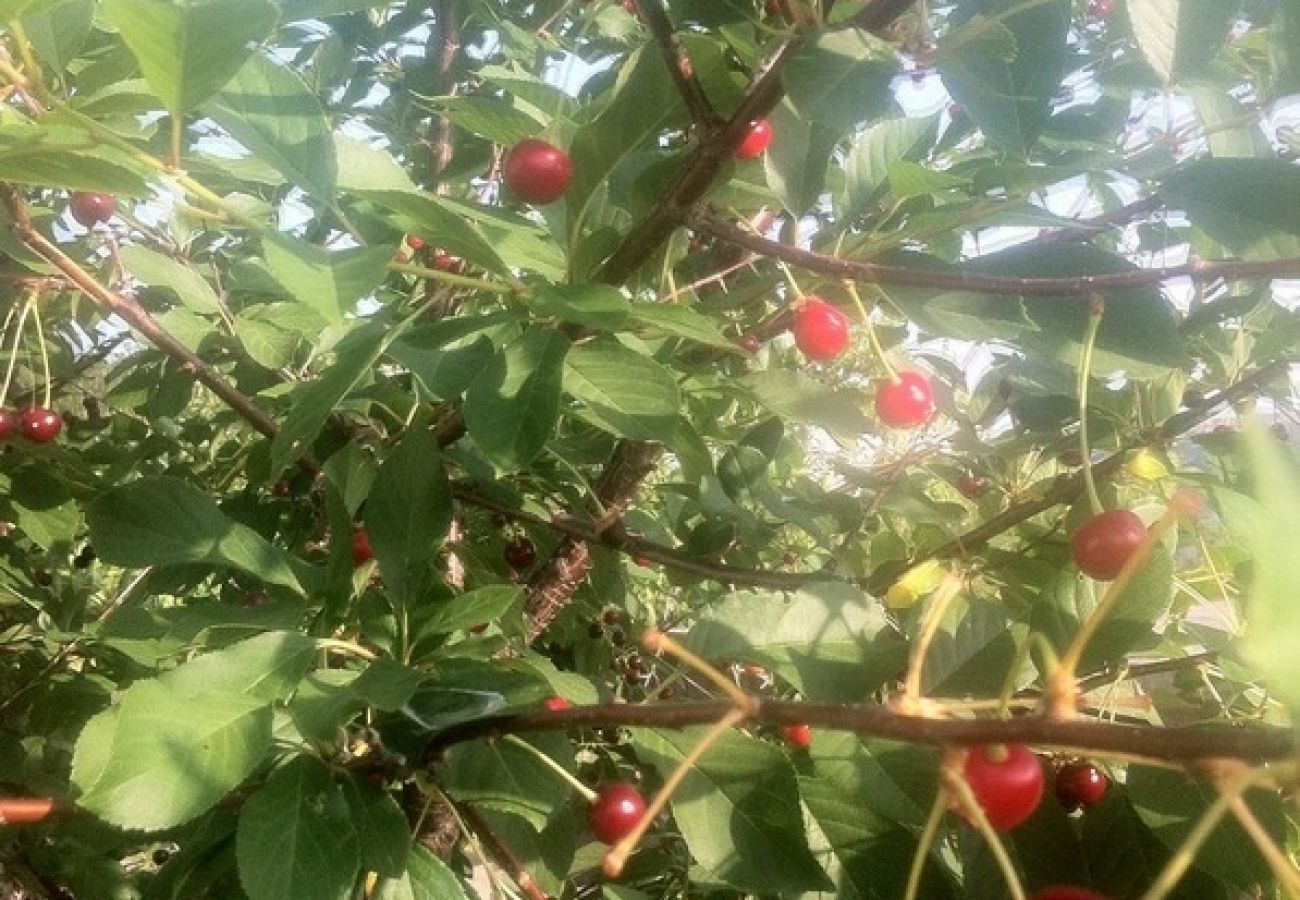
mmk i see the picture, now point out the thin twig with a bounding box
[636,0,719,127]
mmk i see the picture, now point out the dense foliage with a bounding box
[0,0,1298,898]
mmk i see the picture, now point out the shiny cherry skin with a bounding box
[351,529,374,567]
[19,407,63,443]
[1032,889,1109,900]
[781,723,813,750]
[504,536,538,569]
[874,371,935,428]
[0,408,16,440]
[69,191,115,227]
[1055,762,1109,812]
[406,235,426,251]
[792,298,851,361]
[588,782,647,844]
[735,118,773,160]
[543,696,571,711]
[962,744,1044,831]
[957,471,989,499]
[1071,509,1146,581]
[502,139,573,204]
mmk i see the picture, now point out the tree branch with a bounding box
[636,0,719,127]
[459,803,552,900]
[690,209,1300,296]
[425,700,1296,764]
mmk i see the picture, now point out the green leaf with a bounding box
[235,310,305,369]
[1128,765,1287,891]
[340,775,411,878]
[1241,421,1300,722]
[264,237,393,327]
[464,328,571,471]
[86,476,311,596]
[416,585,522,636]
[364,426,452,606]
[0,0,62,18]
[1126,0,1241,83]
[633,728,832,893]
[1161,159,1300,259]
[886,160,971,199]
[351,659,424,712]
[72,679,272,831]
[387,315,507,400]
[271,323,390,476]
[373,845,470,900]
[530,283,630,330]
[121,244,221,314]
[205,53,338,201]
[937,0,1072,157]
[685,582,901,701]
[763,99,840,217]
[101,0,279,114]
[361,191,509,276]
[782,27,896,133]
[436,95,544,146]
[236,756,360,900]
[626,302,738,351]
[334,135,418,194]
[563,342,680,440]
[441,733,577,830]
[840,115,940,222]
[743,370,871,445]
[20,0,94,74]
[0,124,150,194]
[920,596,1018,696]
[280,0,393,21]
[158,631,317,702]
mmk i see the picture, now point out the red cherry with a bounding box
[781,724,813,750]
[735,118,773,160]
[588,782,646,844]
[431,251,463,272]
[792,298,851,361]
[1091,0,1112,17]
[874,371,935,428]
[962,744,1044,831]
[1032,889,1109,900]
[502,139,573,204]
[504,536,537,570]
[957,471,989,499]
[1055,762,1108,812]
[1071,509,1146,581]
[69,191,115,228]
[19,407,62,443]
[739,335,761,353]
[407,235,426,250]
[543,696,571,711]
[633,555,651,567]
[351,529,374,567]
[0,408,16,440]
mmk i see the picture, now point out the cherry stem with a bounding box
[602,706,747,878]
[1226,791,1300,897]
[1136,769,1256,900]
[314,638,378,662]
[0,291,34,408]
[7,21,44,96]
[939,751,1027,900]
[997,631,1061,719]
[502,735,597,804]
[1050,491,1202,715]
[30,299,51,408]
[846,282,899,382]
[1077,296,1105,515]
[169,114,183,172]
[902,792,948,900]
[775,258,804,299]
[643,629,757,713]
[901,571,963,705]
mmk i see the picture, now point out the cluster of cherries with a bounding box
[0,407,63,444]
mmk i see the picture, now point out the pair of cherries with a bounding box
[0,407,63,443]
[962,745,1108,831]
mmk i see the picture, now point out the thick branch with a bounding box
[637,0,719,127]
[425,700,1296,764]
[691,209,1300,296]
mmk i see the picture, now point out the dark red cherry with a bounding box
[19,407,63,443]
[1071,509,1146,581]
[69,191,115,228]
[792,298,851,361]
[781,724,813,749]
[406,235,426,250]
[962,744,1044,831]
[874,371,935,428]
[1032,889,1109,900]
[0,408,16,440]
[735,118,773,160]
[351,529,374,567]
[1055,762,1108,812]
[739,335,760,353]
[502,138,573,205]
[588,782,646,844]
[957,471,989,499]
[504,536,537,569]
